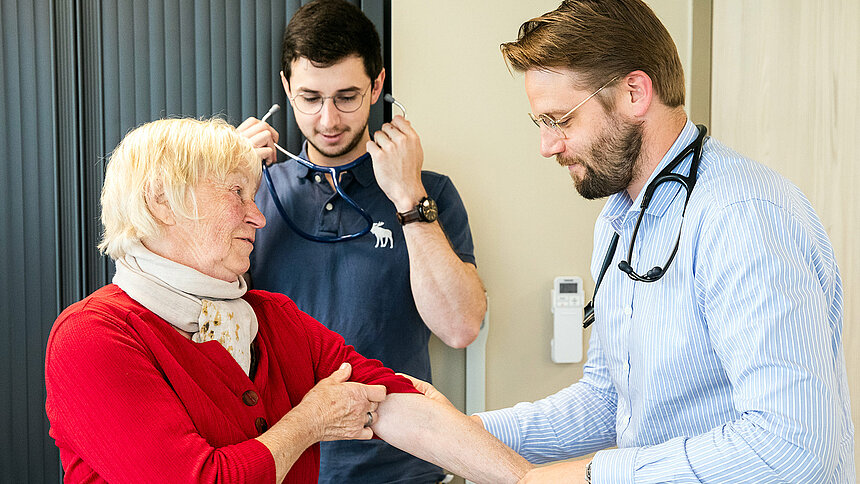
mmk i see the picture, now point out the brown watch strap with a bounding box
[396,208,422,225]
[397,196,436,225]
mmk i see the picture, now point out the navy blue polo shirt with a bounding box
[250,144,476,483]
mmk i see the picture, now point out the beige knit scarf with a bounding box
[113,242,258,376]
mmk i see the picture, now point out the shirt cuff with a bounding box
[591,447,638,483]
[220,438,277,482]
[473,408,522,454]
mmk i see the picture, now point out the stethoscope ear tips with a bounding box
[618,260,664,281]
[646,267,664,279]
[262,104,280,122]
[383,94,407,119]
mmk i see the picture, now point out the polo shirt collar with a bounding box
[600,120,699,232]
[291,141,375,187]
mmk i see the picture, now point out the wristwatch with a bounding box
[396,196,438,225]
[585,460,592,483]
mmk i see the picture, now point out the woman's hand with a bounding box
[297,362,387,441]
[256,362,387,482]
[399,372,486,428]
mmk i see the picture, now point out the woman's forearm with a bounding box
[372,393,532,483]
[255,362,384,481]
[254,405,319,482]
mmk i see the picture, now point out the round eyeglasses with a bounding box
[289,84,372,115]
[528,76,620,139]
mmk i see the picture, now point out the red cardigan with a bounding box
[45,285,418,483]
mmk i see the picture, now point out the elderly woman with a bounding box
[44,118,529,483]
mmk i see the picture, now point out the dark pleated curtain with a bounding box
[0,1,60,481]
[0,1,390,481]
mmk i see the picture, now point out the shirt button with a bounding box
[314,174,322,183]
[255,417,268,434]
[242,390,259,406]
[325,202,334,211]
[624,306,633,316]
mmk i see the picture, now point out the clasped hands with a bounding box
[295,362,385,442]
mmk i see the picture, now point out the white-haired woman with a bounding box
[44,118,530,483]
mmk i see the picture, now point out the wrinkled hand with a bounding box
[518,459,590,484]
[397,373,456,410]
[297,362,387,442]
[366,116,426,212]
[237,116,279,166]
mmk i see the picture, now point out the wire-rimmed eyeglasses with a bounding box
[289,83,372,115]
[528,76,620,139]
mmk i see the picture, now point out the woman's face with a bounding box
[167,169,265,282]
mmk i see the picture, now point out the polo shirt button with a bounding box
[314,174,322,183]
[325,202,333,211]
[624,306,633,317]
[255,417,268,434]
[242,390,259,406]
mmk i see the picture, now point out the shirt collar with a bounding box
[291,141,375,187]
[600,120,700,230]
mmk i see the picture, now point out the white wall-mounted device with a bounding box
[551,276,585,363]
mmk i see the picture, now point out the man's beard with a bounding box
[559,113,643,200]
[307,121,368,159]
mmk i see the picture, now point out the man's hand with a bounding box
[397,373,456,410]
[366,116,427,212]
[518,459,590,484]
[292,362,386,441]
[237,116,279,166]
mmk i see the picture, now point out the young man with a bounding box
[463,1,853,482]
[240,1,486,482]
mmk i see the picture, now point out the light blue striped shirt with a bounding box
[478,121,854,482]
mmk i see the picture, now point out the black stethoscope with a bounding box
[258,96,407,243]
[583,124,708,328]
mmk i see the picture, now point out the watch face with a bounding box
[419,197,438,222]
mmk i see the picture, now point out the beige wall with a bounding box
[393,0,592,413]
[710,0,859,467]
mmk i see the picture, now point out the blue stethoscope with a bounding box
[583,124,708,328]
[258,95,407,243]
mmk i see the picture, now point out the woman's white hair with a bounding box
[99,117,260,260]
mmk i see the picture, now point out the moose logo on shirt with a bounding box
[370,221,394,249]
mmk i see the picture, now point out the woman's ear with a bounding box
[145,185,176,226]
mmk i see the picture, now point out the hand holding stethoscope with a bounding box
[365,109,427,215]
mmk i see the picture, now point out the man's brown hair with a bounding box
[501,0,685,107]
